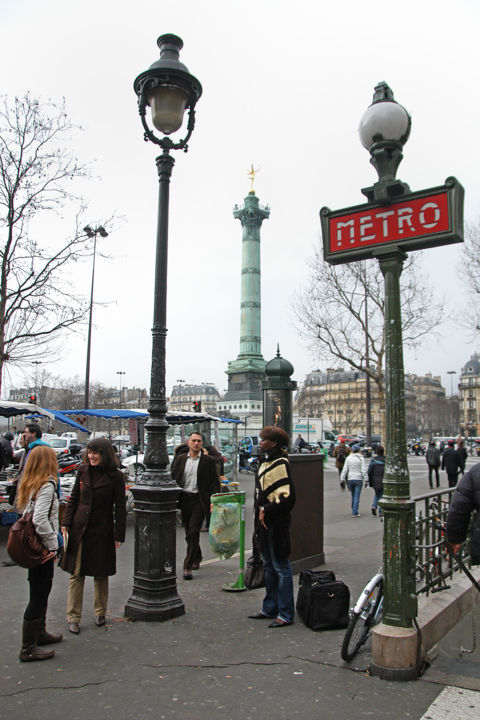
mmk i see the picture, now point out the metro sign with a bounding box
[321,176,464,265]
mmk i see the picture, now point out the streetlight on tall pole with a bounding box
[116,371,126,407]
[124,34,202,622]
[32,360,42,404]
[83,224,108,408]
[447,369,456,397]
[447,370,457,435]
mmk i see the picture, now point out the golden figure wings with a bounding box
[248,164,260,192]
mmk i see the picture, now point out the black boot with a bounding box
[37,611,63,645]
[19,619,55,662]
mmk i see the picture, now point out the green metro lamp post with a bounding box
[124,34,202,621]
[321,81,463,678]
[358,83,417,631]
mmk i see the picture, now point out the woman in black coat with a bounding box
[59,438,126,634]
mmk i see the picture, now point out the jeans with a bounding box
[372,491,383,512]
[348,479,363,516]
[261,528,294,623]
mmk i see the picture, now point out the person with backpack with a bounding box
[425,440,441,489]
[340,444,367,518]
[367,445,385,516]
[333,440,351,489]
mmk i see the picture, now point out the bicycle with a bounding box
[341,568,383,662]
[341,504,450,663]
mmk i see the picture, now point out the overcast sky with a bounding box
[1,0,479,401]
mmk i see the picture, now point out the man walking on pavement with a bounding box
[425,440,441,488]
[441,440,462,488]
[171,432,219,580]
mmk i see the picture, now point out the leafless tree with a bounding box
[460,223,480,330]
[293,251,442,413]
[0,94,98,393]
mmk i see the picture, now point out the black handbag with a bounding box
[296,569,350,631]
[244,550,265,590]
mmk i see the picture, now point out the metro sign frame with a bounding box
[321,176,464,265]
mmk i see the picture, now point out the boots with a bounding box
[19,619,55,662]
[37,611,63,645]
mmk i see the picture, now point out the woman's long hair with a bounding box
[16,445,58,510]
[82,437,120,470]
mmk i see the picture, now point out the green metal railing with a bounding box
[412,487,472,596]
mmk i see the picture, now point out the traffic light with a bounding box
[193,401,202,412]
[29,394,37,403]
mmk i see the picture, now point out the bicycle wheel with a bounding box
[341,577,383,662]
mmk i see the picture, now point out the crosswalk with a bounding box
[420,686,479,719]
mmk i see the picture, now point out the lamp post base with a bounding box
[124,484,185,622]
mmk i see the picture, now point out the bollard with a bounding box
[209,491,246,592]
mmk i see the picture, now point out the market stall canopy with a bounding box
[27,409,91,434]
[0,400,55,420]
[60,408,242,424]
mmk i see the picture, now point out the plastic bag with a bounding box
[208,501,240,560]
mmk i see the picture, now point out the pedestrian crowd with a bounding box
[5,421,479,658]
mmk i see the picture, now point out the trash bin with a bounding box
[209,491,246,591]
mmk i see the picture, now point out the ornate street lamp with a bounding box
[125,34,202,621]
[358,82,417,630]
[359,81,411,204]
[83,224,108,409]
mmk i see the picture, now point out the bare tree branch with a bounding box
[292,248,443,411]
[0,94,106,393]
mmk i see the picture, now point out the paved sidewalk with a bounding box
[0,459,478,720]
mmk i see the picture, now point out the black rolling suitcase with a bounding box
[296,569,350,631]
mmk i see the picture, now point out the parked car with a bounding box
[46,436,85,455]
[122,452,173,478]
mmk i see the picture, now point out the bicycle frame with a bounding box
[353,570,383,615]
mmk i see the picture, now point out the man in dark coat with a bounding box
[0,432,14,470]
[171,432,219,580]
[441,440,462,488]
[425,440,441,489]
[446,462,480,555]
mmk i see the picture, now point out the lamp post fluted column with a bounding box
[378,251,416,627]
[124,34,202,622]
